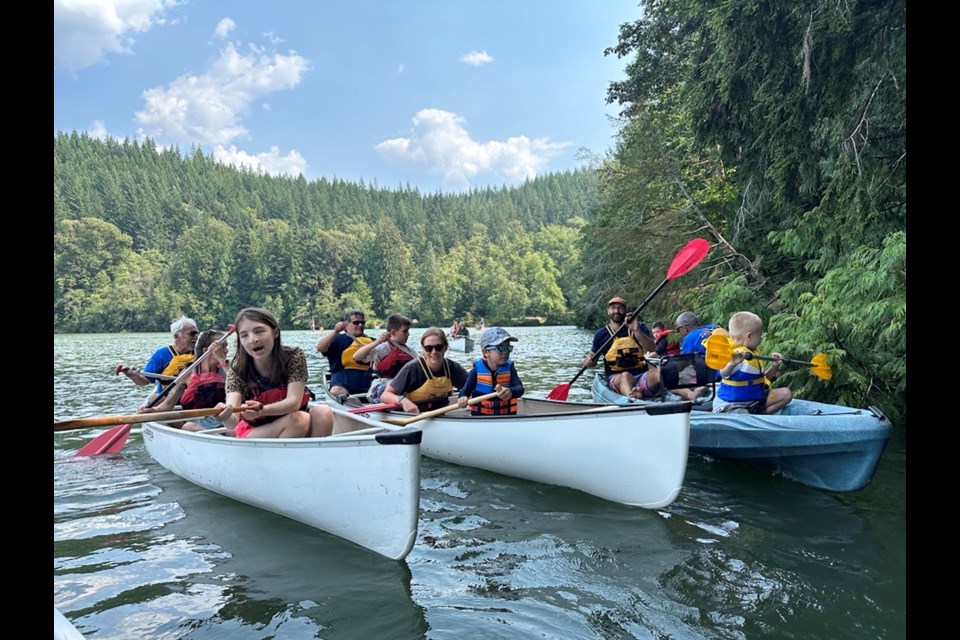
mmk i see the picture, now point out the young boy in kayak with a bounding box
[713,311,792,414]
[353,313,417,403]
[213,307,334,437]
[457,327,525,415]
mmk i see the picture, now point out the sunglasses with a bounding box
[351,320,366,326]
[186,330,199,337]
[486,344,513,354]
[422,344,446,353]
[675,325,686,332]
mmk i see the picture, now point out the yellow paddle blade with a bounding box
[704,331,735,370]
[810,353,832,380]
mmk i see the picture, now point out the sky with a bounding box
[54,1,642,193]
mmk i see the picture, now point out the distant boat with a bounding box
[448,335,475,352]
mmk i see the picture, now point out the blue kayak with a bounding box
[590,371,891,492]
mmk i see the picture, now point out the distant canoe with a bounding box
[448,336,475,352]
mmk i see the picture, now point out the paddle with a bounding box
[347,402,401,413]
[145,324,236,408]
[74,423,133,456]
[382,392,499,427]
[704,332,832,380]
[114,367,176,382]
[546,238,711,400]
[55,403,259,432]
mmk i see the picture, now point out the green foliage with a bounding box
[53,132,593,332]
[589,0,906,418]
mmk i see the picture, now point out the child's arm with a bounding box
[354,332,388,363]
[503,363,524,399]
[456,369,479,407]
[764,352,784,380]
[718,348,746,378]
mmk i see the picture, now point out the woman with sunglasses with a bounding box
[457,327,525,415]
[380,328,469,414]
[315,309,375,398]
[115,315,199,405]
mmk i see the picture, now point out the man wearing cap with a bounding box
[583,297,661,398]
[458,327,525,415]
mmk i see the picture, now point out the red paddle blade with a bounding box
[667,238,710,280]
[545,383,570,401]
[75,424,132,456]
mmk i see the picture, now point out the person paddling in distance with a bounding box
[583,296,662,399]
[713,311,792,415]
[136,328,231,432]
[458,327,525,415]
[116,316,199,405]
[315,309,375,398]
[353,313,417,404]
[213,307,334,438]
[380,328,469,414]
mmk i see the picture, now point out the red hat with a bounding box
[607,296,627,306]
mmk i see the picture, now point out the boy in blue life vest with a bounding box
[458,327,525,415]
[713,311,792,414]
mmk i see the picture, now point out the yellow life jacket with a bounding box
[341,335,374,371]
[603,327,645,373]
[405,357,454,411]
[161,347,196,377]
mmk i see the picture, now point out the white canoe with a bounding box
[448,335,475,352]
[141,417,423,560]
[54,607,86,640]
[334,397,691,509]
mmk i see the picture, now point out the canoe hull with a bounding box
[448,336,475,352]
[141,420,422,560]
[591,372,891,491]
[337,398,690,509]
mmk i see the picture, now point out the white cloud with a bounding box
[396,63,405,75]
[88,120,111,140]
[134,41,308,148]
[376,108,570,191]
[213,144,307,177]
[54,0,182,74]
[459,50,493,67]
[213,18,235,39]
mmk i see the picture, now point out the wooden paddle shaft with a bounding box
[54,403,256,432]
[383,391,500,427]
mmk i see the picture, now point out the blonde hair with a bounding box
[728,311,763,340]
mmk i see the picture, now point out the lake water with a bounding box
[54,327,906,639]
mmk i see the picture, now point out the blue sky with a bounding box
[54,1,642,193]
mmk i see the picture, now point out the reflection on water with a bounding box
[54,330,905,639]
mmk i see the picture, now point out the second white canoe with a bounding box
[334,397,691,509]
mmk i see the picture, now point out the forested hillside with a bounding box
[54,132,595,333]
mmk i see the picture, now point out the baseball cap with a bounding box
[607,296,627,306]
[479,327,518,350]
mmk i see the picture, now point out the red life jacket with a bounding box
[375,344,415,378]
[246,386,314,426]
[180,370,225,409]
